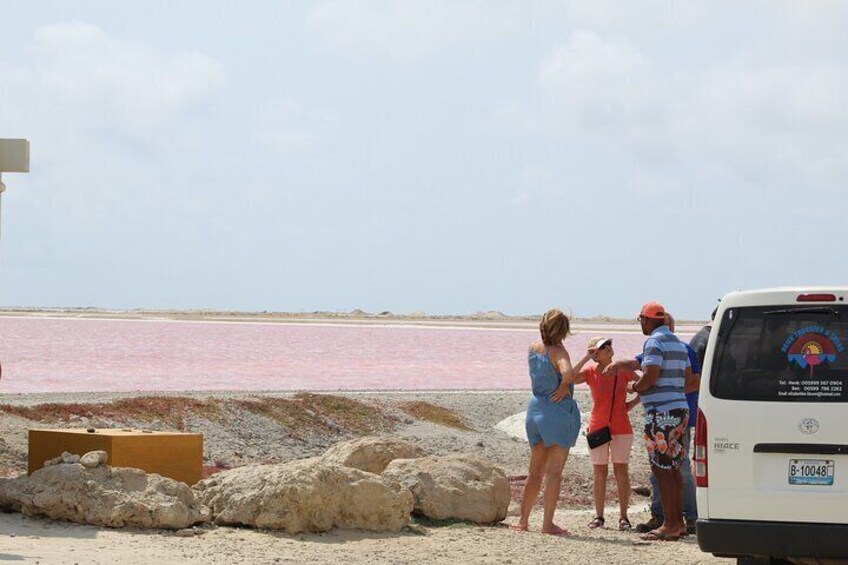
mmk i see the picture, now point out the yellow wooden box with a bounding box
[28,428,203,485]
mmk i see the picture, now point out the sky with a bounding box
[1,1,847,319]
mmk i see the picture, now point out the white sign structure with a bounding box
[0,138,31,243]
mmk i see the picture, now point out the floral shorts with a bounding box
[643,408,690,470]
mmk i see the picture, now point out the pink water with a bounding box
[0,317,688,393]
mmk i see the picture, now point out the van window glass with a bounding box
[710,306,848,402]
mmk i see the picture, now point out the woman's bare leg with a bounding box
[592,464,608,520]
[514,443,549,530]
[542,446,569,534]
[613,463,630,522]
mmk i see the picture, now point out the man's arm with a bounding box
[601,358,641,376]
[684,344,701,393]
[631,364,661,393]
[685,367,700,393]
[630,338,662,393]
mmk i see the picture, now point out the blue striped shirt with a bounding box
[639,325,689,412]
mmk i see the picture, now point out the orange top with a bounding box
[581,363,635,435]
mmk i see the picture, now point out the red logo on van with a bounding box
[782,326,843,377]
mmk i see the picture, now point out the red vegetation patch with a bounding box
[509,474,625,509]
[202,462,231,479]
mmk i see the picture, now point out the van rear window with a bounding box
[710,306,848,402]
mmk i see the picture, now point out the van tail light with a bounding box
[694,409,708,487]
[797,293,836,302]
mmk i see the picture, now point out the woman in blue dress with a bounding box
[511,309,591,536]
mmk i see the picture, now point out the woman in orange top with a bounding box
[575,337,639,531]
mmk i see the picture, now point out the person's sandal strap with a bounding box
[588,516,605,528]
[618,517,632,531]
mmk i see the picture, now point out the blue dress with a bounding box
[525,350,581,448]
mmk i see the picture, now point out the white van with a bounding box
[696,287,848,562]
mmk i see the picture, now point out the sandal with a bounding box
[640,529,680,542]
[509,523,529,532]
[588,516,605,529]
[618,517,632,531]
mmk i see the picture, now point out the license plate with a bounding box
[788,459,835,486]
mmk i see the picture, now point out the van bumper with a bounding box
[697,518,848,559]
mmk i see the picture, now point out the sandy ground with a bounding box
[0,390,728,564]
[0,508,726,565]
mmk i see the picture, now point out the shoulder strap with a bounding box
[607,371,618,426]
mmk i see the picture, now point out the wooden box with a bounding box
[28,428,203,485]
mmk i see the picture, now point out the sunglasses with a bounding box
[637,314,665,322]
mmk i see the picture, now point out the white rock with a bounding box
[493,412,527,441]
[493,412,589,456]
[195,458,414,534]
[0,465,209,529]
[382,455,510,524]
[80,451,108,468]
[321,436,426,474]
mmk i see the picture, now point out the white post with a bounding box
[0,177,3,247]
[0,139,31,256]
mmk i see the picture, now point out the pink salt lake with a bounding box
[0,317,693,394]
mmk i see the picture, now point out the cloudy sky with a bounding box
[1,1,846,318]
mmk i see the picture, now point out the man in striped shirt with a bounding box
[630,301,691,541]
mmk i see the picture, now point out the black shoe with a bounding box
[634,515,663,533]
[685,519,697,535]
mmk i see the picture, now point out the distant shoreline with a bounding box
[0,307,706,331]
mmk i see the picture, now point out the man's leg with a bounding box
[649,470,664,519]
[680,427,698,526]
[636,471,664,532]
[652,466,684,537]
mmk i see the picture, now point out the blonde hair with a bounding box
[540,309,571,346]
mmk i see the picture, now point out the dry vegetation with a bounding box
[0,397,222,430]
[399,401,474,431]
[233,393,396,438]
[0,393,395,437]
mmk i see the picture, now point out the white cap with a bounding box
[587,337,612,351]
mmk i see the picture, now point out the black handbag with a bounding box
[586,371,617,449]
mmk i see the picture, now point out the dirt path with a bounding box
[0,508,728,565]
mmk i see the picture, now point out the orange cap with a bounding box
[639,302,666,320]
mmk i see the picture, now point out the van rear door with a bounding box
[705,305,848,524]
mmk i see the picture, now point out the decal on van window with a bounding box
[781,326,844,377]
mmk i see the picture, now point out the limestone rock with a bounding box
[0,465,209,529]
[321,436,426,474]
[80,451,108,468]
[61,452,80,464]
[382,454,510,524]
[195,458,413,534]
